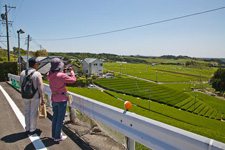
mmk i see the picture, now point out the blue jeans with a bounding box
[52,101,67,139]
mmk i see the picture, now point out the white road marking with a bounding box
[0,85,47,150]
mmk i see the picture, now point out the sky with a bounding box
[0,0,225,58]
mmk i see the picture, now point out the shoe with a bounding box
[29,129,42,135]
[54,135,67,142]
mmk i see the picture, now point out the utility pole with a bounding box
[5,4,10,61]
[149,88,150,111]
[156,71,158,82]
[194,95,197,110]
[134,78,137,94]
[3,4,16,61]
[200,73,201,82]
[17,29,25,75]
[120,63,121,74]
[26,35,31,69]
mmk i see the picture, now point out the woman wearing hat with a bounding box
[47,58,76,142]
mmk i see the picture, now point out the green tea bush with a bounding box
[210,110,218,119]
[181,100,196,110]
[174,97,193,108]
[187,101,202,112]
[222,114,225,120]
[215,112,222,120]
[193,104,205,114]
[204,109,214,117]
[199,106,210,116]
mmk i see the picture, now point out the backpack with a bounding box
[21,70,38,99]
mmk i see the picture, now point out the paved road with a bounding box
[0,82,91,150]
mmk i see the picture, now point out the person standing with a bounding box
[20,57,44,134]
[47,58,76,142]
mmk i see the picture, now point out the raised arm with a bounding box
[62,70,76,84]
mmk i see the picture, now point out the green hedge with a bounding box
[0,62,18,81]
[66,78,92,87]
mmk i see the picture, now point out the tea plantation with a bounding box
[104,63,216,82]
[94,78,225,120]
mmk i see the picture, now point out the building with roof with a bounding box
[37,62,51,75]
[19,55,32,71]
[36,56,52,68]
[48,56,63,59]
[82,58,103,75]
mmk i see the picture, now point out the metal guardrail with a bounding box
[8,73,225,150]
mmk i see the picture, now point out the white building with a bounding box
[82,58,103,75]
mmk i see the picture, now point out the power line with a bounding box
[12,0,24,21]
[0,41,7,47]
[32,39,44,50]
[35,6,225,41]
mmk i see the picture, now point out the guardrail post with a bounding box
[126,137,135,150]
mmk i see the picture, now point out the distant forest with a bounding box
[0,47,224,67]
[49,52,225,67]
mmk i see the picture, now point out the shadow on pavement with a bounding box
[24,137,58,150]
[1,132,28,143]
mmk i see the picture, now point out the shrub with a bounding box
[66,78,92,87]
[0,62,18,81]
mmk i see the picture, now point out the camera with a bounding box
[64,67,71,72]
